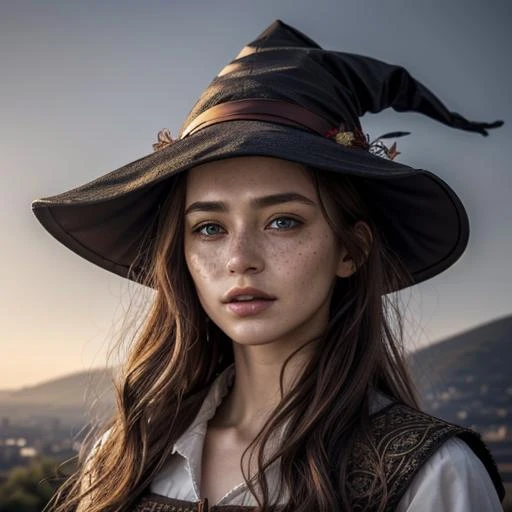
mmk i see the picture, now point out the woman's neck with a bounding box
[211,341,315,435]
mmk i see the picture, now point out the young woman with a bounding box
[33,20,504,512]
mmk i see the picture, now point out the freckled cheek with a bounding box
[271,240,315,279]
[270,244,293,276]
[280,239,336,289]
[185,247,223,282]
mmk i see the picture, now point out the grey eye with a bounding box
[198,223,223,236]
[269,217,299,230]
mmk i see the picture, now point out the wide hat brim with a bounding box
[32,119,469,290]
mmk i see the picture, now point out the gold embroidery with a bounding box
[346,404,470,511]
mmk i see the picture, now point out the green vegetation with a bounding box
[0,457,74,512]
[504,483,512,512]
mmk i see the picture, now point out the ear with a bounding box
[336,246,356,278]
[336,221,373,278]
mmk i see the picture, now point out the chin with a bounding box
[224,329,281,347]
[216,320,310,349]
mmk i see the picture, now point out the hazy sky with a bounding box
[1,0,510,389]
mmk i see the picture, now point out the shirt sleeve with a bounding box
[395,437,503,512]
[76,429,112,512]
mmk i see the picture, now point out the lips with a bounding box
[222,287,276,304]
[222,287,276,317]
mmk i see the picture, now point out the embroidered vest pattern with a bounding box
[129,403,504,511]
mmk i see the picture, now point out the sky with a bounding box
[1,0,511,389]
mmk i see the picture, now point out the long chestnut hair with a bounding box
[48,165,419,512]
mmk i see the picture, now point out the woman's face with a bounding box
[184,156,352,349]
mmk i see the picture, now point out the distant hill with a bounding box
[1,368,113,406]
[410,314,512,484]
[1,315,511,428]
[0,368,114,425]
[411,314,512,398]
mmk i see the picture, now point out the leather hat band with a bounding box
[181,98,334,138]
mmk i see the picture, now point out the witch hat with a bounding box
[32,20,503,288]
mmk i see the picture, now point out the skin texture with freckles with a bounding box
[184,156,353,352]
[184,156,357,503]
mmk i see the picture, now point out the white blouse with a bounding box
[150,366,503,511]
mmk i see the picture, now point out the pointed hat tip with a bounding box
[250,20,322,50]
[480,119,504,136]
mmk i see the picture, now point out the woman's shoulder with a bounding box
[348,401,504,510]
[75,428,113,511]
[396,436,504,511]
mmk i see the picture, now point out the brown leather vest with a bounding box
[129,403,505,511]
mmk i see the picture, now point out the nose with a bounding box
[226,232,265,275]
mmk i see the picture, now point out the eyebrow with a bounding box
[184,192,317,215]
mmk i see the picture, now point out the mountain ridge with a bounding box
[1,314,510,424]
[410,314,512,392]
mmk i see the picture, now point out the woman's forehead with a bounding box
[185,156,316,203]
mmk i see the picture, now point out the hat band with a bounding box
[181,99,334,138]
